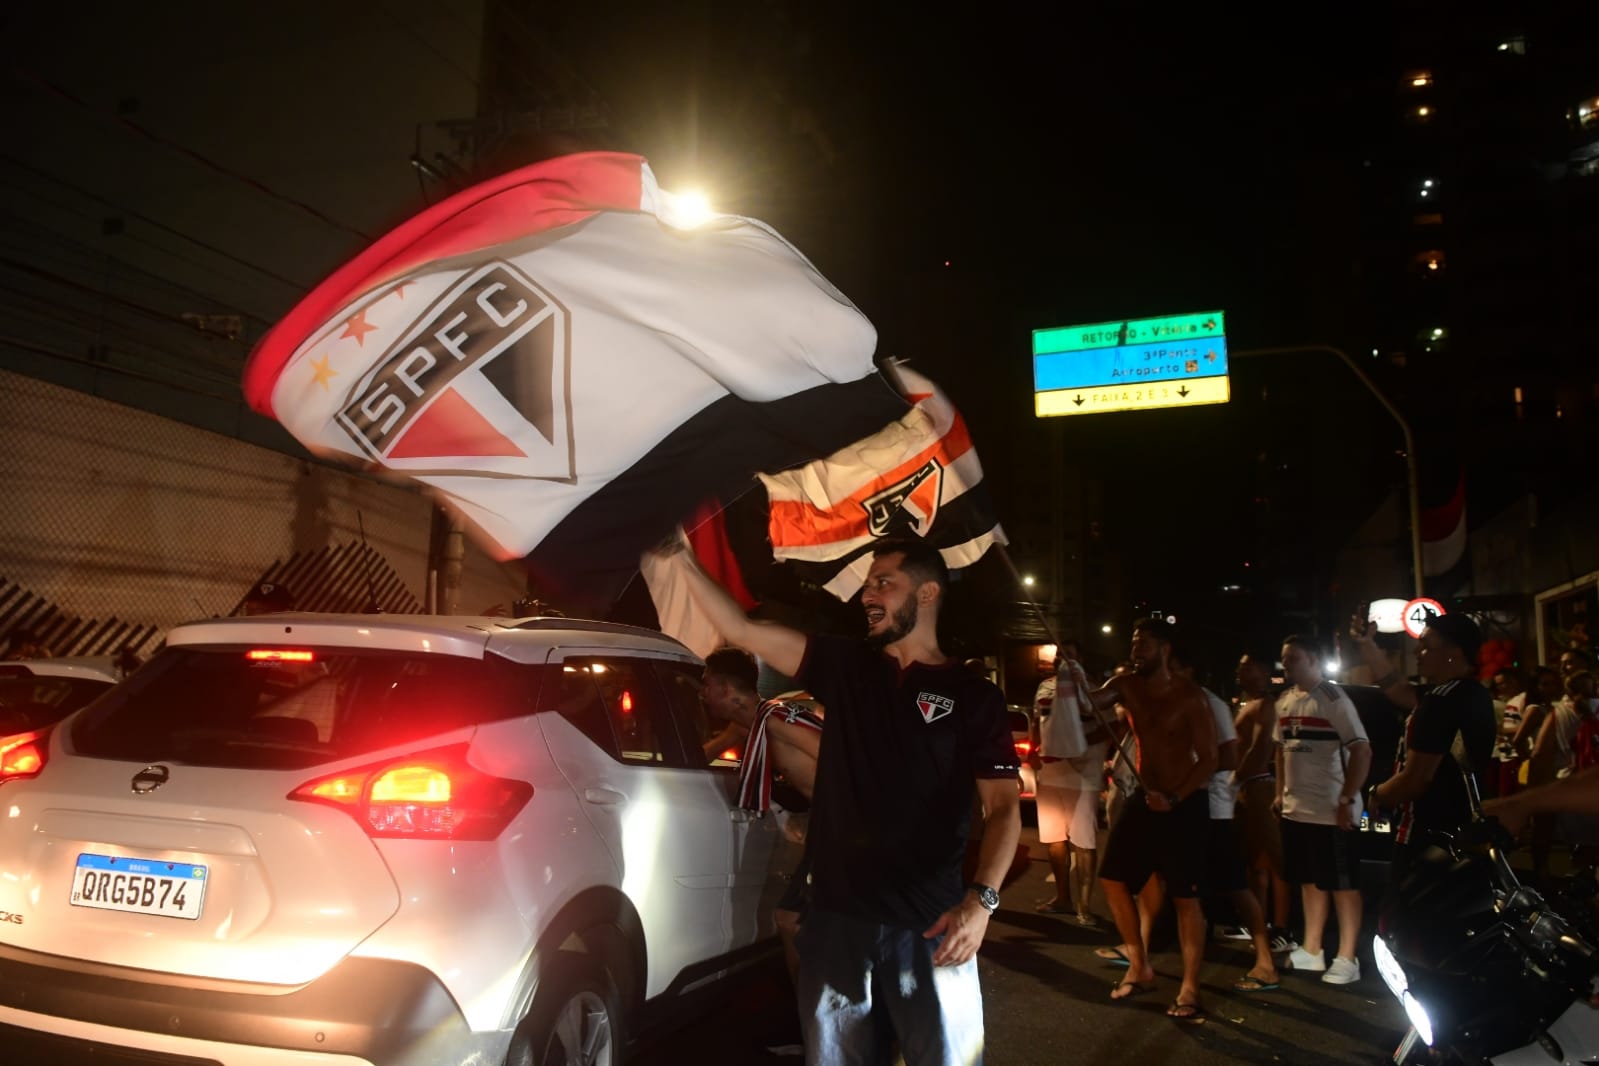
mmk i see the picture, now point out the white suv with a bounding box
[0,614,799,1065]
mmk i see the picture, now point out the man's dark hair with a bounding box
[1132,617,1174,647]
[871,538,949,597]
[703,647,759,693]
[1562,647,1593,668]
[1281,633,1320,660]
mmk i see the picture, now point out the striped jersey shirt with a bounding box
[1274,680,1368,826]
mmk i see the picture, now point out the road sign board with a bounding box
[1035,375,1230,417]
[1032,310,1225,357]
[1402,597,1446,639]
[1033,309,1230,418]
[1033,337,1229,392]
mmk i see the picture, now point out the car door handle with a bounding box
[583,788,626,806]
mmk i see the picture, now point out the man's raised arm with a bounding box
[645,540,809,677]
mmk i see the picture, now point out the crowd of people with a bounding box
[668,525,1597,1065]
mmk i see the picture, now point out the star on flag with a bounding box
[340,308,378,346]
[310,353,337,390]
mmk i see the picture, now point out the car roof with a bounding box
[0,656,121,684]
[164,613,695,664]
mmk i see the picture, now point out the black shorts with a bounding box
[1281,817,1360,892]
[1204,818,1248,895]
[1098,790,1210,898]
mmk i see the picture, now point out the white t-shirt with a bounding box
[1274,680,1369,826]
[1036,663,1099,784]
[1204,687,1239,819]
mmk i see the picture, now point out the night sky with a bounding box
[544,5,1408,651]
[11,2,1582,670]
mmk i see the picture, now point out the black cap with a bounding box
[1424,612,1482,664]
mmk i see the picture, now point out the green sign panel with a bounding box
[1032,310,1226,357]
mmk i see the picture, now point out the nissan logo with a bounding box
[131,765,170,794]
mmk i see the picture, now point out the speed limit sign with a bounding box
[1402,597,1445,639]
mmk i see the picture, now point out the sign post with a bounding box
[1033,310,1230,418]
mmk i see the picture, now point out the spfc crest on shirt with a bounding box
[917,692,954,724]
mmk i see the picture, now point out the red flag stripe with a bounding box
[244,152,646,417]
[386,387,527,460]
[765,411,975,546]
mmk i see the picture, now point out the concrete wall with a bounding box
[0,369,523,649]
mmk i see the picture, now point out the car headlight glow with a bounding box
[1373,935,1408,999]
[1374,936,1435,1047]
[1402,990,1435,1047]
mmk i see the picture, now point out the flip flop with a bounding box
[1167,1001,1205,1022]
[1111,979,1154,1001]
[1094,945,1132,967]
[1233,975,1280,993]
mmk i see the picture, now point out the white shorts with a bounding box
[1036,763,1099,848]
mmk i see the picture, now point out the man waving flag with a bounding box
[243,152,905,614]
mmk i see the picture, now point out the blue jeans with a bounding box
[794,907,984,1066]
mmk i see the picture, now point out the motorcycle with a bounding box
[1375,775,1599,1064]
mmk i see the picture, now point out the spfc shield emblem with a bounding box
[917,691,954,724]
[335,260,574,481]
[863,458,943,537]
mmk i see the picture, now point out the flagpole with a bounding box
[994,543,1144,793]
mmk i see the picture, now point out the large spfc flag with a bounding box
[759,365,1007,599]
[243,152,905,614]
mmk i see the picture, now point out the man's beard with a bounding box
[866,598,919,648]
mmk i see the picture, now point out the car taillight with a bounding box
[1014,739,1032,757]
[247,649,315,662]
[0,728,50,784]
[288,744,531,840]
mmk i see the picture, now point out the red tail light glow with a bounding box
[0,728,50,783]
[620,691,633,713]
[247,649,316,662]
[718,748,741,762]
[288,744,531,840]
[1014,739,1032,757]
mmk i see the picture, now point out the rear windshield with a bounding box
[0,675,114,733]
[70,646,542,769]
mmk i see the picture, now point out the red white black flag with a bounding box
[243,152,904,613]
[759,364,1007,599]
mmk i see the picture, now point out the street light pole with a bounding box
[1232,345,1424,600]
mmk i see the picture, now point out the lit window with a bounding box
[1407,71,1433,89]
[1413,250,1446,273]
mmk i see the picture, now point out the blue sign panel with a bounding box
[1032,337,1229,393]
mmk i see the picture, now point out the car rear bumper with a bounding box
[0,944,506,1066]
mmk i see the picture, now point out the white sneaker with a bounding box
[1322,956,1360,984]
[1287,946,1326,972]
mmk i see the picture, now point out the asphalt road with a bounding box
[634,819,1410,1064]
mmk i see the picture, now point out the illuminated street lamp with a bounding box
[1100,623,1113,634]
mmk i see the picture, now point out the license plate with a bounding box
[71,853,207,920]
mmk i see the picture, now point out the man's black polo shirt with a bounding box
[797,634,1020,929]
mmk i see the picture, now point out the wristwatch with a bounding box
[969,882,1000,913]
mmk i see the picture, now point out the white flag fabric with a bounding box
[243,152,905,613]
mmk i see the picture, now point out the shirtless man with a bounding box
[1232,654,1292,949]
[1069,618,1218,1020]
